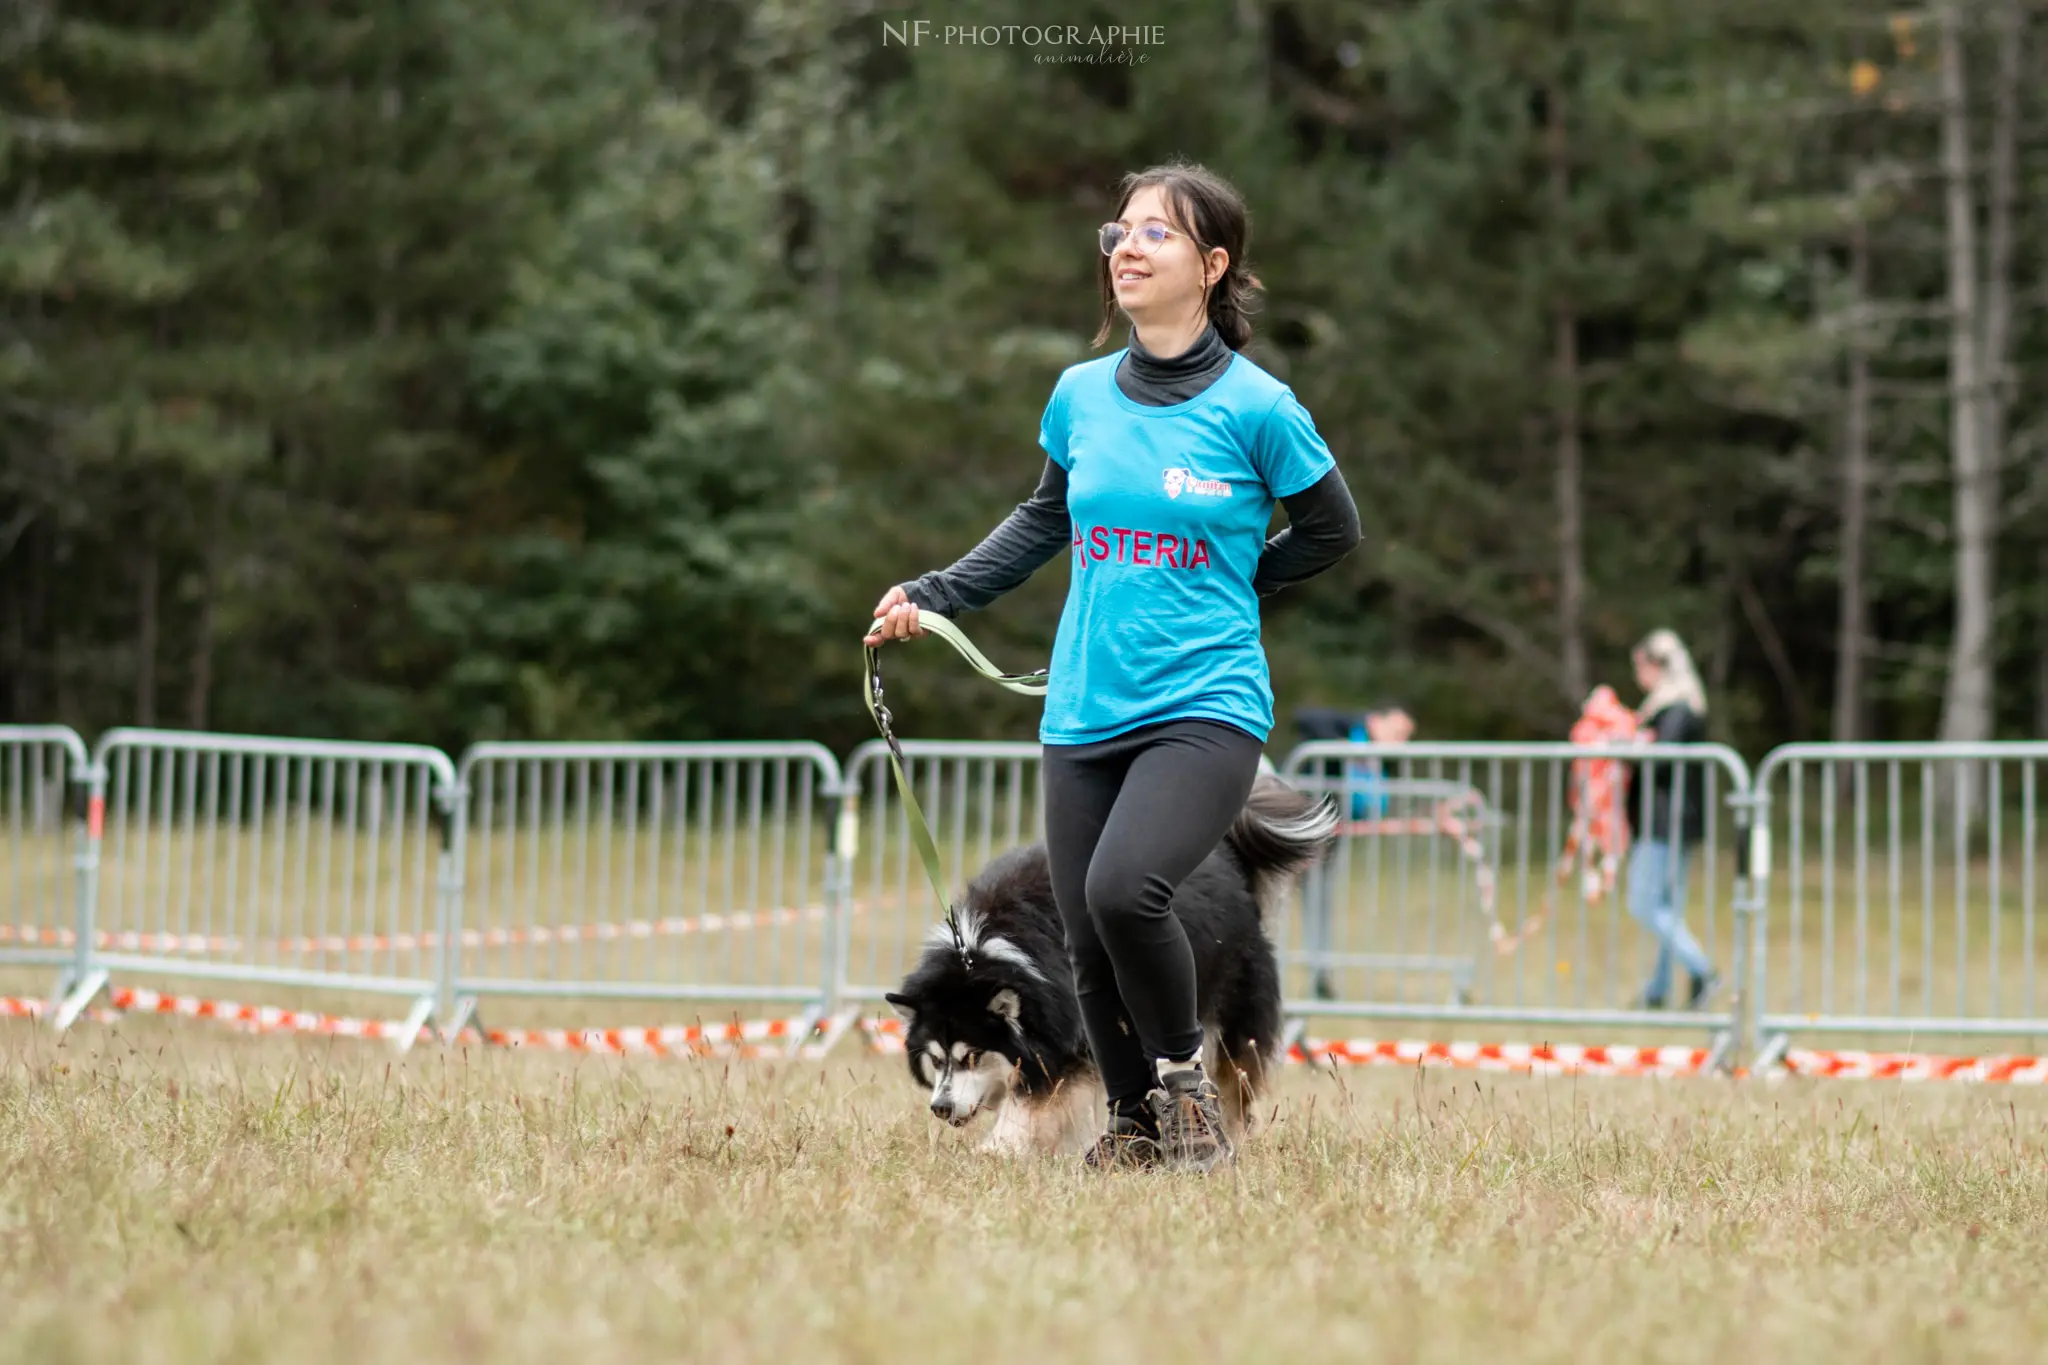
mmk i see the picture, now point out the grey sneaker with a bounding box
[1083,1112,1164,1171]
[1149,1065,1234,1172]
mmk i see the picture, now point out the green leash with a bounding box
[862,612,1047,954]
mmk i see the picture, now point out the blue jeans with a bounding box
[1626,838,1712,1004]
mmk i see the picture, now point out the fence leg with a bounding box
[777,1003,816,1059]
[50,971,108,1032]
[809,777,860,1060]
[1752,1030,1790,1075]
[825,782,857,1023]
[433,847,461,1031]
[1704,1029,1737,1076]
[51,760,108,1033]
[441,995,481,1045]
[1739,787,1773,1074]
[807,1006,861,1060]
[396,994,436,1054]
[432,778,467,1035]
[1281,1016,1311,1065]
[1720,787,1768,1075]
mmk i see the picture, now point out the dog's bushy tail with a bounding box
[1225,772,1339,904]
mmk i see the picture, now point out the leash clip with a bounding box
[947,909,971,970]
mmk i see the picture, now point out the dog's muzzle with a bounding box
[930,1096,975,1126]
[927,1057,1005,1127]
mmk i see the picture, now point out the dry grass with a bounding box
[3,1018,2046,1365]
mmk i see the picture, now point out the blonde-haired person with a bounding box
[1627,629,1719,1009]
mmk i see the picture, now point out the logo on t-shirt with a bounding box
[1163,467,1230,499]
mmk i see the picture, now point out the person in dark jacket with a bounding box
[1294,701,1412,817]
[1625,629,1718,1009]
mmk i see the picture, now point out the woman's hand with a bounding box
[864,585,926,646]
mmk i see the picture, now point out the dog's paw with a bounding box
[978,1103,1040,1156]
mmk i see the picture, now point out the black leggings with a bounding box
[1042,718,1265,1108]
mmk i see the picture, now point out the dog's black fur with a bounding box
[884,773,1336,1155]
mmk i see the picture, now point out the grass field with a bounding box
[2,1018,2045,1364]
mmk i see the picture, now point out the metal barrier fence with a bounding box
[1291,774,1503,1009]
[1750,743,2048,1063]
[0,726,93,986]
[836,740,1045,1007]
[1278,741,1757,1064]
[21,720,2048,1072]
[77,728,461,1039]
[446,742,844,1034]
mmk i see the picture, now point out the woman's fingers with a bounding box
[863,596,922,644]
[865,586,906,644]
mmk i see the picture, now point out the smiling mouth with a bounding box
[944,1112,976,1128]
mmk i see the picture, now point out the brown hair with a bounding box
[1092,160,1262,351]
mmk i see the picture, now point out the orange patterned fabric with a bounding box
[1561,685,1638,904]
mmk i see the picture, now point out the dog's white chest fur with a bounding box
[980,1082,1105,1157]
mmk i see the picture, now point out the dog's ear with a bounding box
[987,988,1021,1022]
[885,991,919,1024]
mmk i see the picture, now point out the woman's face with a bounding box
[1106,184,1224,326]
[1633,650,1662,693]
[1365,708,1414,745]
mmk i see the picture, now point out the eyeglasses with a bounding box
[1098,221,1192,257]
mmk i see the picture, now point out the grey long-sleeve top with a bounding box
[901,326,1360,616]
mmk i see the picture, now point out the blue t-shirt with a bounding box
[1038,349,1336,746]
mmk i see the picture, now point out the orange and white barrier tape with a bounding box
[858,1014,2048,1083]
[0,989,814,1058]
[0,994,121,1025]
[858,1015,909,1051]
[478,1016,801,1058]
[1291,1036,1709,1077]
[0,899,866,957]
[107,985,428,1041]
[0,925,244,954]
[850,1016,1704,1076]
[1777,1048,2048,1084]
[263,903,840,956]
[110,987,810,1058]
[10,987,2048,1083]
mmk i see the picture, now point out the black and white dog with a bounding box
[884,773,1337,1156]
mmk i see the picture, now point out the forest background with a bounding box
[3,0,2044,761]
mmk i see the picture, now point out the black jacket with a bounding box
[1629,701,1709,846]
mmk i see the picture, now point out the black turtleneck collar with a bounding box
[1115,323,1234,406]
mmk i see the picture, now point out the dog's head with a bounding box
[884,896,1082,1129]
[884,978,1029,1128]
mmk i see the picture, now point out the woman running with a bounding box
[865,161,1361,1171]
